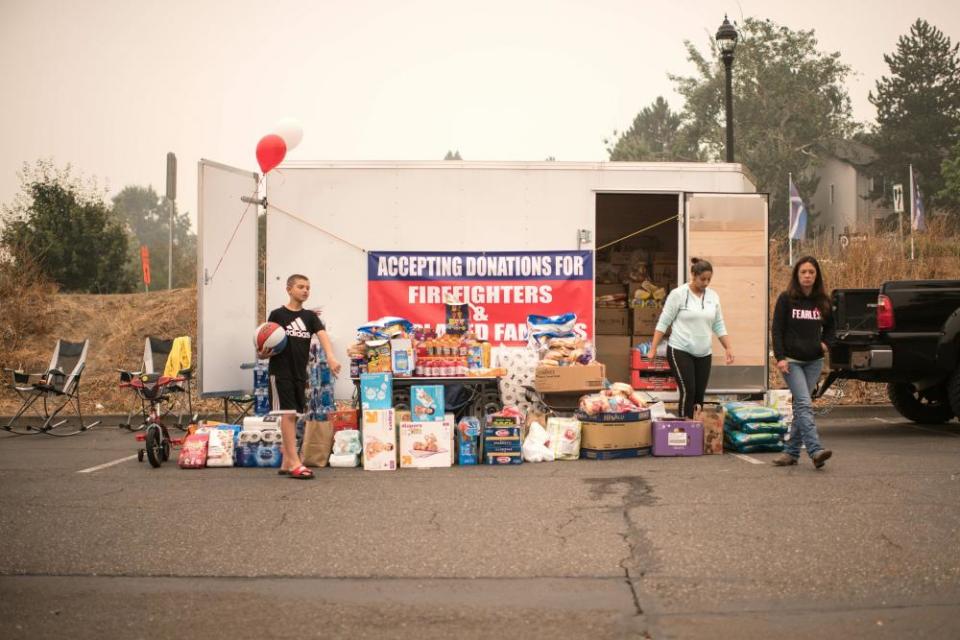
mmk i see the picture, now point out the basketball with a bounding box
[254,322,287,355]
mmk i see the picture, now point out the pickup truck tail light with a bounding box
[876,294,895,330]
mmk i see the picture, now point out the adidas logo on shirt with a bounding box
[285,317,312,338]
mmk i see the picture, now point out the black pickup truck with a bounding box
[817,280,960,423]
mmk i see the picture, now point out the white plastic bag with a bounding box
[522,421,555,463]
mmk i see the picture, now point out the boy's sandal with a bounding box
[287,465,315,480]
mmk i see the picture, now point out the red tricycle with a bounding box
[119,372,187,467]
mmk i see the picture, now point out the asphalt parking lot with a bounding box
[1,406,958,640]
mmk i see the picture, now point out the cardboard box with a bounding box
[652,420,704,456]
[581,447,650,460]
[534,363,606,393]
[411,384,444,421]
[596,308,629,335]
[632,307,660,335]
[362,409,397,470]
[360,373,393,410]
[595,335,631,385]
[596,283,627,297]
[652,265,677,285]
[697,405,725,455]
[399,420,453,468]
[580,418,652,451]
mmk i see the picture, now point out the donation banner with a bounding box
[368,251,594,345]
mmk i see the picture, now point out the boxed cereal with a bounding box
[362,409,397,471]
[399,420,453,468]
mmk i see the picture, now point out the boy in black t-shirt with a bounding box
[259,274,342,479]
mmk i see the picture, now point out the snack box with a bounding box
[580,447,651,460]
[362,409,397,471]
[360,372,393,410]
[652,419,704,457]
[456,416,481,465]
[411,384,444,422]
[399,420,453,468]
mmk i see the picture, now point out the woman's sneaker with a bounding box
[771,453,798,466]
[812,450,833,469]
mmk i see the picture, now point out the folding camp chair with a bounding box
[3,339,102,436]
[119,336,195,430]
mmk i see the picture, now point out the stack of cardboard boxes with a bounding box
[595,249,678,386]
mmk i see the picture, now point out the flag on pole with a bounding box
[789,176,808,240]
[911,170,926,232]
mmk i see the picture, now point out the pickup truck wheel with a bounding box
[949,369,960,419]
[888,382,955,424]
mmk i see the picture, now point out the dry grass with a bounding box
[0,287,224,414]
[769,219,960,403]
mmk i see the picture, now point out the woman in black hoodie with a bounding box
[771,256,835,469]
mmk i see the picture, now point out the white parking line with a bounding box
[77,454,139,474]
[873,417,897,424]
[729,453,765,465]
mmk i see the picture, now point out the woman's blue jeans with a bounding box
[782,359,824,459]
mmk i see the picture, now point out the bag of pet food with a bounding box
[545,417,582,461]
[724,430,784,453]
[723,402,781,428]
[178,433,209,469]
[734,421,788,435]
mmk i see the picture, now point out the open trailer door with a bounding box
[197,160,260,397]
[684,192,769,393]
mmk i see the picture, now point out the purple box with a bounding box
[652,420,704,456]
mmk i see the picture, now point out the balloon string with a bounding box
[267,202,367,254]
[207,175,265,284]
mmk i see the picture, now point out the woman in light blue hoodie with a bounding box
[647,258,734,418]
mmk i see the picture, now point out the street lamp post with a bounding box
[715,15,739,163]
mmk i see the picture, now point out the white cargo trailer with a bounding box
[197,160,768,402]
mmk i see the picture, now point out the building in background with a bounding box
[809,139,894,240]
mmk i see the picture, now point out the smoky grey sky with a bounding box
[1,0,958,230]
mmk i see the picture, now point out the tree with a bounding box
[606,97,702,161]
[868,19,960,216]
[1,160,135,293]
[939,132,960,215]
[443,150,462,160]
[112,185,197,289]
[670,18,857,233]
